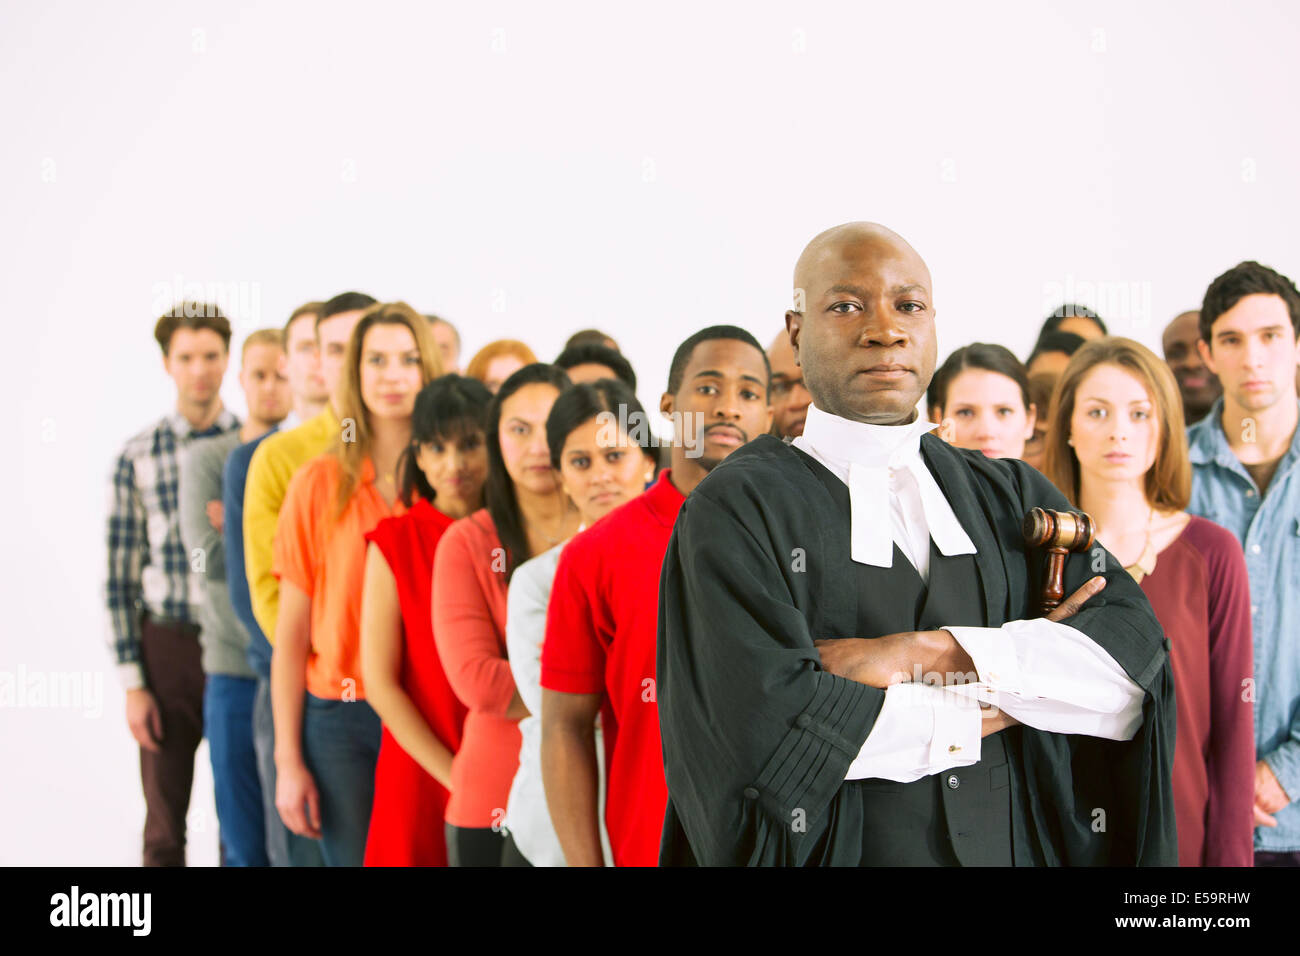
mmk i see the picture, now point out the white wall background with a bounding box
[2,0,1297,864]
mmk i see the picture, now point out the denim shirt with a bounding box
[1187,397,1300,851]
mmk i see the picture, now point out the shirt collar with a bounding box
[798,401,938,470]
[644,468,686,527]
[168,407,238,440]
[1186,397,1226,466]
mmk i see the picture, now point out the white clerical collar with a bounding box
[793,402,976,568]
[797,401,937,470]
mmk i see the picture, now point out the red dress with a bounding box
[362,499,469,866]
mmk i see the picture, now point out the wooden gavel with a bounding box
[1022,507,1096,617]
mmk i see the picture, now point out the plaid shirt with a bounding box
[106,408,240,690]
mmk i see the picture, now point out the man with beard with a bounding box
[657,222,1176,866]
[1163,310,1222,425]
[541,326,772,866]
[768,328,812,439]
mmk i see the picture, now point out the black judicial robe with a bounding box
[655,433,1177,866]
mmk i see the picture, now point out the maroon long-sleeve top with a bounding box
[1140,514,1255,866]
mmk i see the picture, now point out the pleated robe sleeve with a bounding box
[656,473,884,866]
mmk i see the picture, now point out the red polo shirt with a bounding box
[541,469,685,867]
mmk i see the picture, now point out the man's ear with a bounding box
[785,311,802,365]
[1197,337,1217,376]
[659,391,674,420]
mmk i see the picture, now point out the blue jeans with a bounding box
[204,675,267,866]
[300,693,382,867]
[252,677,325,867]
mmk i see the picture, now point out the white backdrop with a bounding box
[3,0,1298,864]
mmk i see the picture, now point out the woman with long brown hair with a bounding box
[270,301,443,866]
[1044,336,1255,866]
[432,363,580,865]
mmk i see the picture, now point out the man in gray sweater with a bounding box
[180,328,292,865]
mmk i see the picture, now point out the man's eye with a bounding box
[830,302,859,313]
[743,390,761,400]
[697,384,717,395]
[898,302,925,313]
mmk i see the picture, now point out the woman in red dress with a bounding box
[1044,337,1256,866]
[359,375,494,865]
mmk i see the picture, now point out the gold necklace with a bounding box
[1124,508,1158,584]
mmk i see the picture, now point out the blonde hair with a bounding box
[240,328,286,364]
[1043,336,1191,511]
[464,339,538,385]
[331,302,444,516]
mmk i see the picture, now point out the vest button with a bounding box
[743,787,760,800]
[946,774,960,790]
[795,714,811,728]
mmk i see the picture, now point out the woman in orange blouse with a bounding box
[432,363,580,866]
[271,302,443,867]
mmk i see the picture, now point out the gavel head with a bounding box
[1022,506,1095,552]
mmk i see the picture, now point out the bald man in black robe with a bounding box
[656,222,1176,866]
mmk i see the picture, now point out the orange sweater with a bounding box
[431,509,522,828]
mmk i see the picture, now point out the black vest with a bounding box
[795,446,1013,866]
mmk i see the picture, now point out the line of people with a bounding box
[106,256,1300,866]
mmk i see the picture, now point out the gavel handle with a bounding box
[1041,548,1067,616]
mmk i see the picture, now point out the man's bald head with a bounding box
[792,222,933,307]
[786,221,937,425]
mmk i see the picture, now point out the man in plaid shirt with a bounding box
[106,303,239,866]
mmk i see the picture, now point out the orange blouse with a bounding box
[273,454,406,700]
[431,509,522,829]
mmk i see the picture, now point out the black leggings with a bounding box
[445,823,506,867]
[500,831,535,867]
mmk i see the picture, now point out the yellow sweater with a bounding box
[243,406,339,642]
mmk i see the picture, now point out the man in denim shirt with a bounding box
[1187,260,1300,865]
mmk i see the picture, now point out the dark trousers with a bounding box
[445,823,505,867]
[501,830,534,867]
[138,614,206,867]
[204,675,267,866]
[300,693,382,867]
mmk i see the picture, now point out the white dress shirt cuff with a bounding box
[941,621,1144,741]
[844,681,982,783]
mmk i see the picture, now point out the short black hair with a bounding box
[1026,330,1086,368]
[1200,260,1300,343]
[399,374,493,507]
[553,344,637,391]
[565,328,619,352]
[667,325,770,396]
[1038,304,1107,342]
[318,291,378,326]
[928,343,1032,415]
